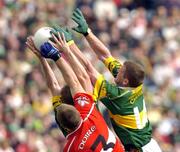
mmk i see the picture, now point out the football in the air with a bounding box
[33,27,53,50]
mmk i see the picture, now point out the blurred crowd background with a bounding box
[0,0,179,151]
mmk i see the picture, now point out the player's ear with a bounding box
[123,78,129,86]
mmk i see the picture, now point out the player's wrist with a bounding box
[62,47,71,56]
[83,28,91,37]
[53,52,61,62]
[39,56,46,62]
[67,40,74,46]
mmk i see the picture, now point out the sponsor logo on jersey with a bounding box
[75,96,90,107]
[78,125,96,150]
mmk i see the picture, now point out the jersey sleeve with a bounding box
[103,56,122,78]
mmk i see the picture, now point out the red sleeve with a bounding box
[73,93,96,119]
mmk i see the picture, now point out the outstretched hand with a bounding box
[50,32,70,54]
[26,36,41,58]
[51,25,73,42]
[40,42,61,61]
[71,8,89,35]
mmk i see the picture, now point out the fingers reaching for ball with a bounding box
[26,36,41,58]
[49,32,70,53]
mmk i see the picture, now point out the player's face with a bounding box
[115,65,129,87]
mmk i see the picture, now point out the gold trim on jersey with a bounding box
[92,95,97,102]
[109,108,148,129]
[93,74,107,101]
[129,84,143,104]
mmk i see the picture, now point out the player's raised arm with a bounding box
[71,9,122,78]
[71,8,111,61]
[26,36,62,109]
[50,30,93,93]
[39,39,84,97]
[51,26,100,86]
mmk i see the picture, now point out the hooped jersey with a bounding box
[63,93,124,152]
[93,57,152,149]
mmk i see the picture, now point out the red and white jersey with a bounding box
[63,93,124,152]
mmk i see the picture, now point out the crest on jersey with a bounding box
[75,96,89,107]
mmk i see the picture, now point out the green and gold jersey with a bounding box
[51,96,68,137]
[93,57,152,149]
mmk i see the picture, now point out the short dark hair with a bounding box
[60,85,74,105]
[55,104,80,131]
[124,61,145,87]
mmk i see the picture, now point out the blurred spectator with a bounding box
[93,0,118,21]
[0,0,179,151]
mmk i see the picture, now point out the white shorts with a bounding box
[142,138,162,152]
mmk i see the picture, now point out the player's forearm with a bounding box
[55,58,84,96]
[39,58,60,96]
[64,46,92,93]
[71,9,111,61]
[69,43,89,68]
[85,31,111,61]
[69,43,99,93]
[70,43,97,80]
[68,44,88,75]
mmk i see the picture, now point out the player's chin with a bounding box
[114,78,119,85]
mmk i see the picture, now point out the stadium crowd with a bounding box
[0,0,179,151]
